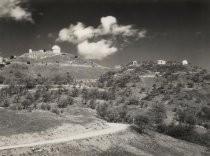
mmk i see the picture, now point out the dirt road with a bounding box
[0,123,129,151]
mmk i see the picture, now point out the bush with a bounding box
[127,98,139,105]
[58,96,74,108]
[176,109,197,125]
[97,90,115,101]
[158,123,194,138]
[133,115,150,133]
[41,103,51,111]
[0,75,5,84]
[71,88,79,97]
[105,106,127,122]
[42,92,52,103]
[22,99,32,109]
[51,108,60,115]
[96,102,108,118]
[2,99,10,107]
[157,123,210,147]
[87,99,97,109]
[149,103,166,125]
[197,107,210,120]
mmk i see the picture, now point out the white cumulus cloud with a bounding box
[57,22,97,44]
[77,40,117,60]
[100,16,117,34]
[0,0,32,22]
[57,15,146,60]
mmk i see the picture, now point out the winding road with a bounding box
[0,123,129,151]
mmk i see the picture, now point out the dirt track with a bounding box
[0,123,129,151]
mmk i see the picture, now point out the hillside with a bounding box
[96,61,210,147]
[0,60,210,155]
[0,53,111,80]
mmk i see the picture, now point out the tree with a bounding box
[150,103,166,125]
[22,99,31,109]
[134,115,150,133]
[96,102,108,118]
[58,96,74,108]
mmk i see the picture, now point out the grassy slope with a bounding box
[0,105,108,147]
[1,53,112,79]
[30,65,111,79]
[0,108,62,136]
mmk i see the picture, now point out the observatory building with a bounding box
[182,60,188,65]
[52,45,61,54]
[28,45,62,59]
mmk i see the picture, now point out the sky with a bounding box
[0,0,210,70]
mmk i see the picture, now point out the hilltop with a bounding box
[0,51,111,80]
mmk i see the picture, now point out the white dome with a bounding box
[52,45,61,54]
[182,60,188,65]
[52,45,60,50]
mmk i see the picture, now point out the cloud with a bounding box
[138,29,147,39]
[57,15,146,60]
[77,40,117,60]
[57,22,97,44]
[0,0,32,22]
[100,16,117,34]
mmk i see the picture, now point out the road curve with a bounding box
[0,123,129,151]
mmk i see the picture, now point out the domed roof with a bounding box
[52,45,60,50]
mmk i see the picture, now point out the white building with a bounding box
[182,60,188,65]
[129,61,139,67]
[132,61,139,66]
[52,45,61,54]
[157,60,166,65]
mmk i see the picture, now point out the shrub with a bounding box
[2,99,10,107]
[157,123,210,147]
[176,109,197,125]
[158,123,194,138]
[96,102,108,118]
[58,96,74,108]
[71,88,79,97]
[51,108,60,115]
[0,75,5,84]
[133,114,150,133]
[98,90,115,101]
[87,99,97,109]
[98,71,115,83]
[127,98,139,105]
[42,92,52,103]
[41,103,51,111]
[22,99,31,109]
[24,78,36,89]
[105,106,127,122]
[197,107,210,120]
[150,103,166,125]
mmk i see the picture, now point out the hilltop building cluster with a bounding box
[115,59,189,69]
[28,45,61,59]
[157,59,188,65]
